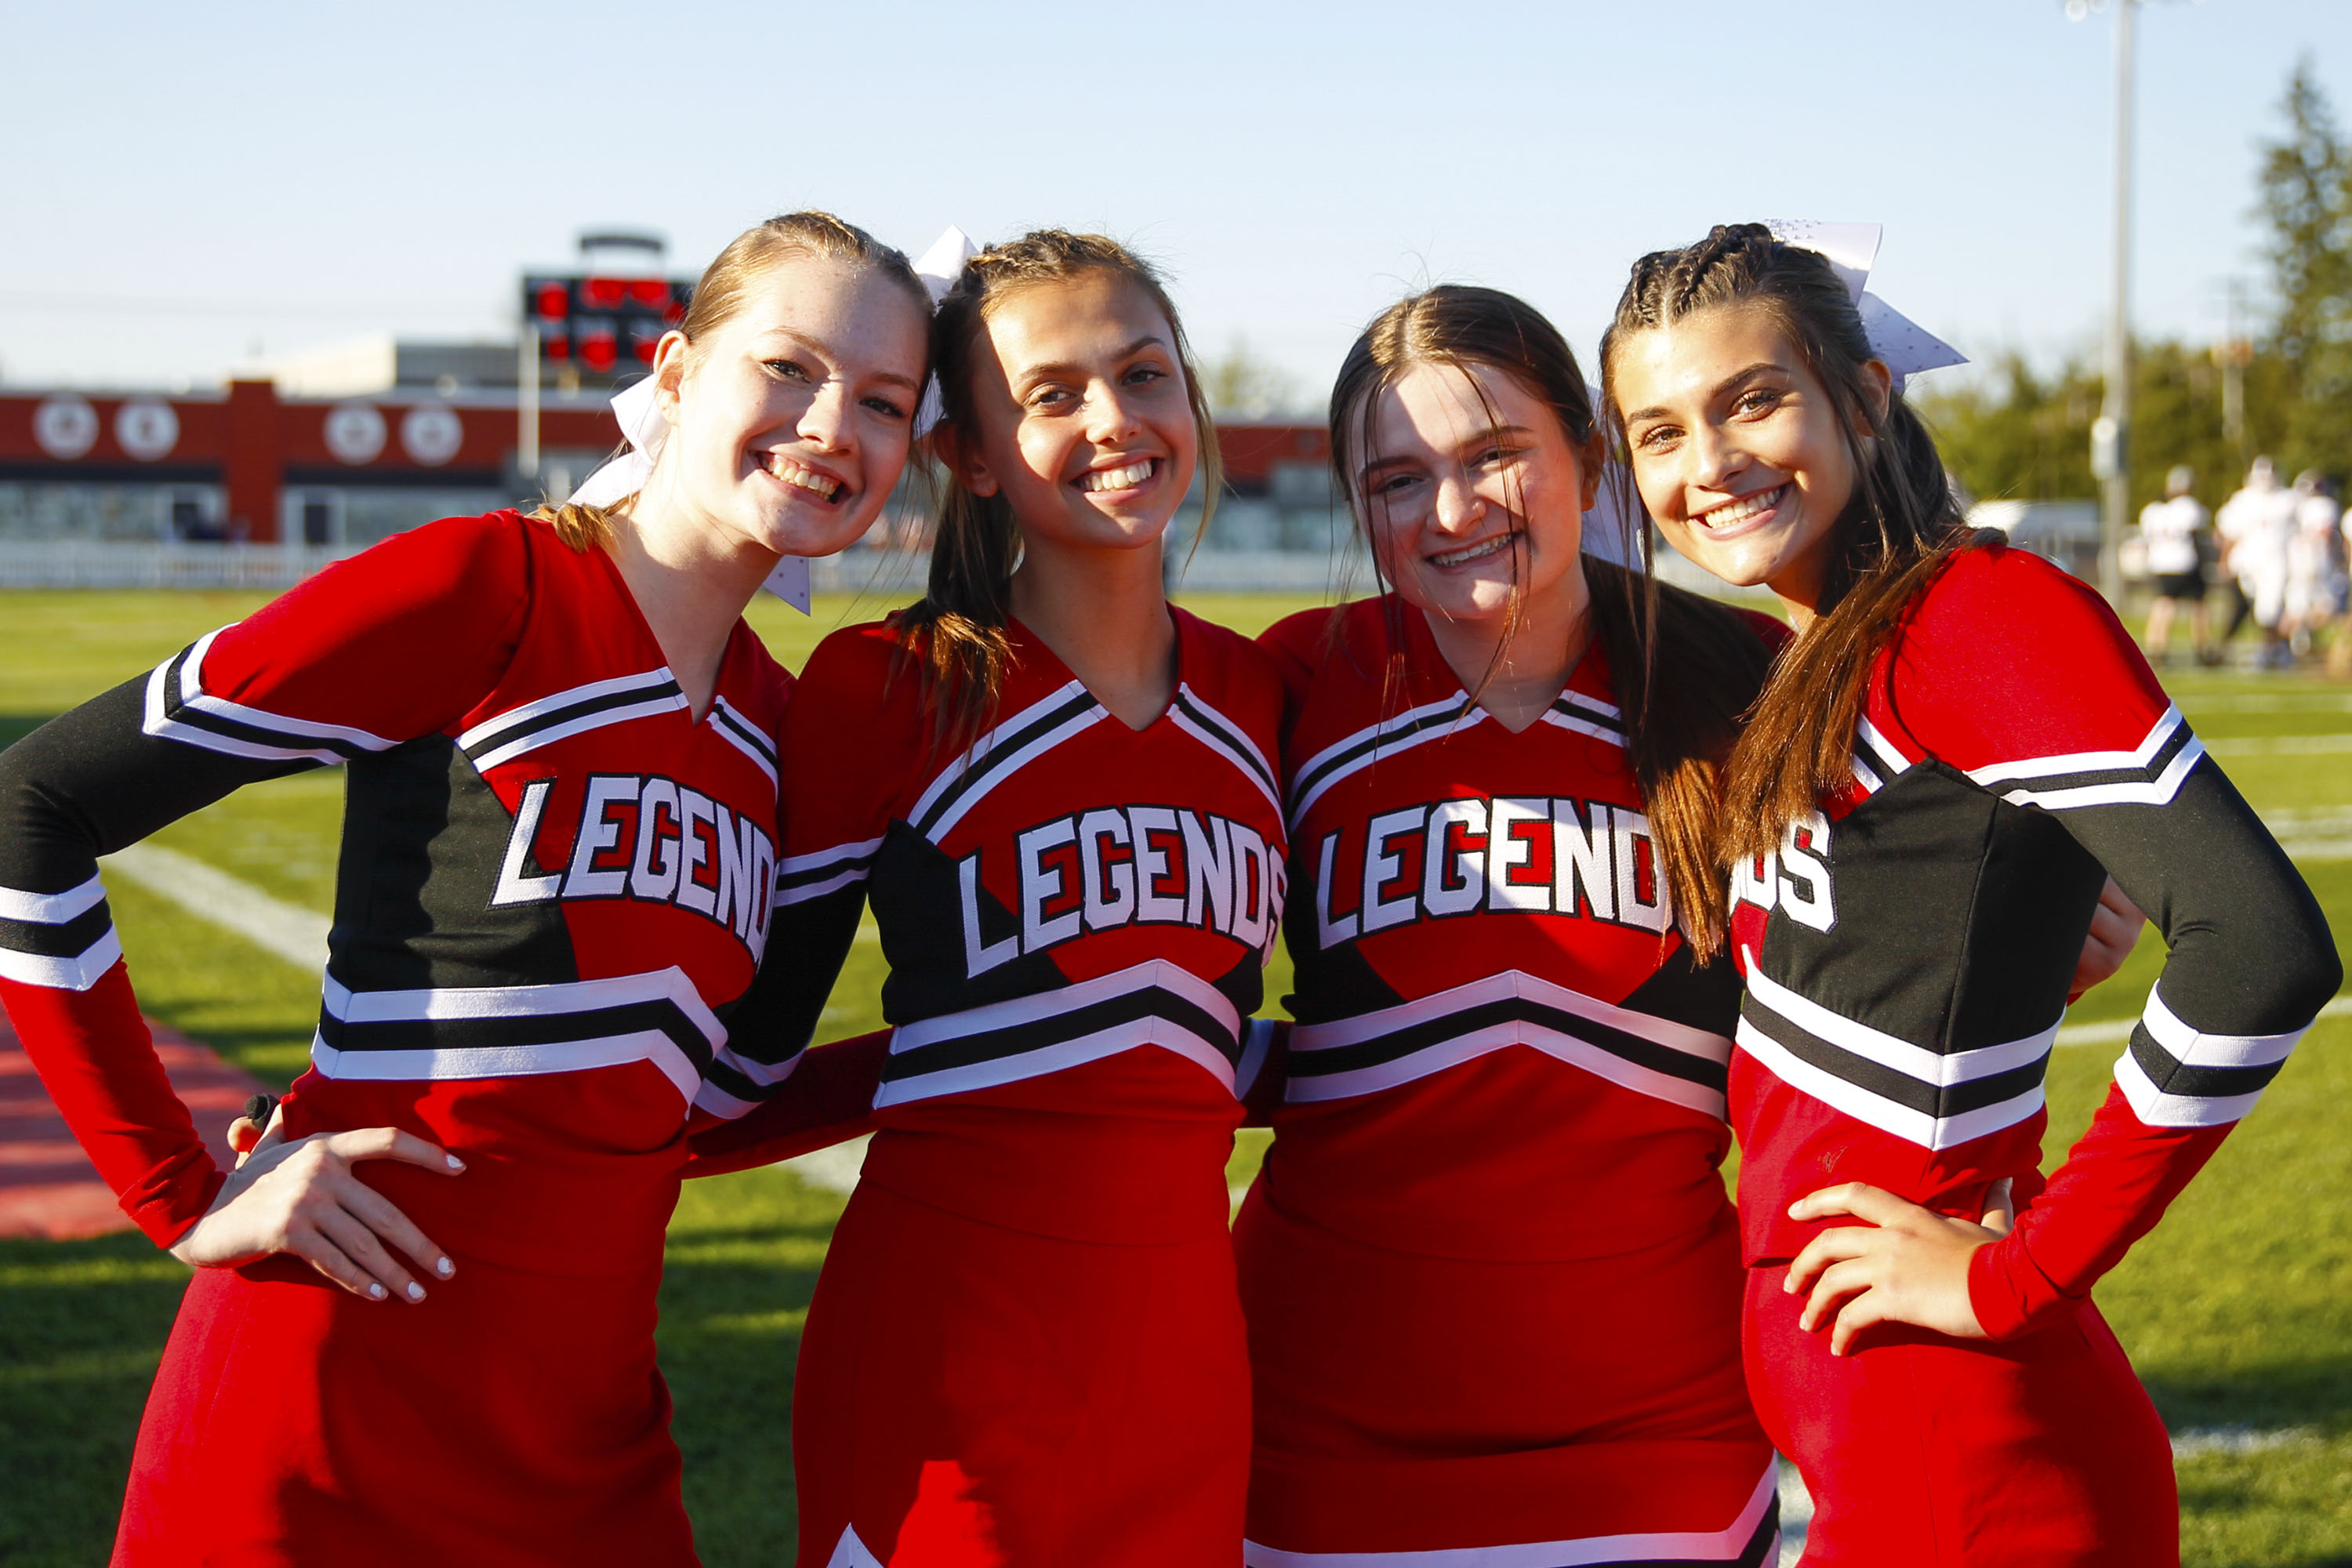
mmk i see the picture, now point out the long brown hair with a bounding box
[534,211,928,551]
[1599,223,1980,866]
[1330,285,1775,960]
[894,230,1223,747]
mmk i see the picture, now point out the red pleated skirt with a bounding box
[113,1250,695,1567]
[1744,1261,2177,1567]
[792,1178,1249,1567]
[1234,1185,1777,1562]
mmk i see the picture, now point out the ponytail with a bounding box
[891,230,1221,750]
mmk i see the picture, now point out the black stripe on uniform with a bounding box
[771,855,874,896]
[1287,695,1474,811]
[1995,720,2198,801]
[158,643,379,761]
[461,677,684,764]
[0,902,114,960]
[881,985,1241,1083]
[910,688,1102,839]
[1291,996,1726,1093]
[1548,692,1627,740]
[2127,1021,2288,1102]
[710,701,779,767]
[317,996,717,1075]
[702,1046,806,1105]
[1739,993,2049,1123]
[1173,689,1278,800]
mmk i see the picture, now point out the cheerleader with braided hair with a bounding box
[1602,222,2337,1566]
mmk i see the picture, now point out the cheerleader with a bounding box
[0,212,932,1566]
[691,230,1288,1567]
[1234,285,1786,1566]
[1601,223,2339,1566]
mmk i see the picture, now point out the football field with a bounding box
[1,587,2347,1566]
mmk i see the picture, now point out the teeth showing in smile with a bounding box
[1431,534,1511,568]
[768,453,844,502]
[1079,459,1156,493]
[1695,484,1785,530]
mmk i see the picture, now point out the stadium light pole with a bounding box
[2071,0,2140,601]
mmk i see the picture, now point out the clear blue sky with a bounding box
[5,0,2349,404]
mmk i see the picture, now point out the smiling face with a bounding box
[652,252,929,561]
[954,267,1199,556]
[1612,303,1886,615]
[1356,359,1599,632]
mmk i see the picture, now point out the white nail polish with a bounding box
[405,1282,425,1301]
[368,1283,387,1299]
[437,1258,453,1277]
[445,1154,465,1171]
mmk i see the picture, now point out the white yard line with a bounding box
[100,842,328,972]
[2209,733,2352,756]
[779,1135,869,1194]
[2057,994,2352,1048]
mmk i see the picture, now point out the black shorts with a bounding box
[2156,570,2206,601]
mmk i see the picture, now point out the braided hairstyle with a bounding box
[1329,285,1774,960]
[894,230,1222,748]
[1598,223,1979,866]
[535,211,929,552]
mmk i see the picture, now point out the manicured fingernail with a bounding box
[368,1283,387,1299]
[445,1154,465,1171]
[436,1257,453,1277]
[405,1282,425,1301]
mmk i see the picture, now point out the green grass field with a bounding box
[1,587,2347,1566]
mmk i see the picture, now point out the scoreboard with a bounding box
[523,274,695,376]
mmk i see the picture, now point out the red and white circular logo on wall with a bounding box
[34,395,100,459]
[401,404,464,467]
[116,400,180,462]
[325,402,387,465]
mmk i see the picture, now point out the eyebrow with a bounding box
[1011,335,1168,387]
[1621,361,1786,425]
[757,328,923,392]
[1356,423,1538,484]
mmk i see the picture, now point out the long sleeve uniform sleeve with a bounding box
[0,515,527,1246]
[1881,558,2342,1337]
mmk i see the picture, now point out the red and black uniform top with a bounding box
[0,510,804,1274]
[1729,543,2339,1337]
[697,610,1289,1244]
[1258,598,1767,1261]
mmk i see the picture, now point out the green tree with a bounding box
[1916,351,2098,505]
[1918,340,2297,515]
[2255,57,2352,474]
[1199,337,1302,421]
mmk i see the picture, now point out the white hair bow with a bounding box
[909,224,979,436]
[1764,220,1966,393]
[563,225,981,614]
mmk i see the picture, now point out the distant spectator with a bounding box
[2216,456,2297,666]
[2285,471,2346,660]
[2138,464,2214,665]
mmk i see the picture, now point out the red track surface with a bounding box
[0,1014,267,1240]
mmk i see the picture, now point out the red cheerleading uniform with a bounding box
[1234,598,1780,1568]
[700,609,1289,1568]
[0,510,814,1566]
[1729,543,2339,1566]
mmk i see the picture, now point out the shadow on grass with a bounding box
[2146,1352,2352,1437]
[0,1178,840,1568]
[0,1232,187,1567]
[658,1240,829,1566]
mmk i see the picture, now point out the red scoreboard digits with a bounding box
[523,275,693,376]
